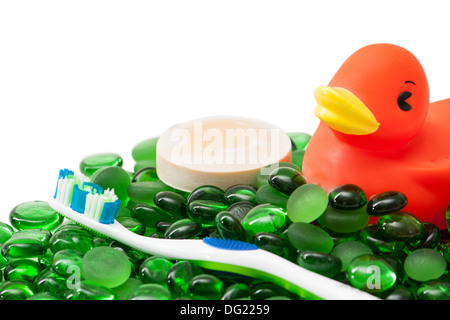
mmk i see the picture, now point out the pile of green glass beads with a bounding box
[1,132,449,300]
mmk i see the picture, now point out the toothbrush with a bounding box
[48,169,380,300]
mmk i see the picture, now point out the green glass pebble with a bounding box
[131,203,179,230]
[129,283,171,300]
[378,211,425,243]
[253,232,286,256]
[291,149,305,171]
[0,280,34,300]
[167,260,195,297]
[90,166,131,204]
[287,222,334,254]
[164,219,202,239]
[331,240,373,272]
[250,282,292,300]
[188,274,224,300]
[288,132,311,151]
[132,166,159,182]
[139,256,173,285]
[296,251,342,278]
[65,280,116,300]
[268,167,306,196]
[52,249,84,278]
[286,184,328,223]
[347,254,397,293]
[416,280,450,300]
[27,292,61,300]
[187,185,226,205]
[127,181,172,206]
[227,201,254,222]
[154,191,187,219]
[113,278,143,300]
[79,153,123,177]
[328,184,367,210]
[9,201,63,231]
[255,162,301,188]
[81,246,131,288]
[49,227,93,254]
[255,185,289,209]
[131,137,158,162]
[384,286,414,300]
[117,216,146,235]
[34,267,68,296]
[214,211,247,241]
[404,248,446,282]
[241,204,287,238]
[4,259,41,282]
[224,185,257,205]
[359,224,405,254]
[416,223,441,249]
[366,191,408,216]
[187,200,228,227]
[2,234,47,259]
[222,283,250,300]
[0,222,14,244]
[319,206,369,233]
[134,160,157,172]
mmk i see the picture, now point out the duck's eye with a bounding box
[398,91,412,111]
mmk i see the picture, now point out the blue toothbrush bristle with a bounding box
[203,237,258,251]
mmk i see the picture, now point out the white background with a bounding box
[1,0,450,224]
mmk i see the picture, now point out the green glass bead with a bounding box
[404,248,446,282]
[255,184,289,209]
[253,232,286,256]
[187,185,226,205]
[241,204,287,238]
[79,153,123,177]
[287,222,334,254]
[187,200,228,227]
[34,267,68,296]
[9,201,63,231]
[286,184,328,223]
[164,219,202,239]
[221,283,251,300]
[129,283,171,300]
[268,167,306,196]
[378,211,425,243]
[127,181,172,206]
[328,184,368,210]
[255,162,301,188]
[117,216,146,235]
[132,137,159,162]
[417,280,450,300]
[0,222,14,244]
[188,274,224,300]
[4,259,41,282]
[250,282,292,300]
[331,240,373,272]
[296,251,342,278]
[113,278,143,300]
[347,254,396,293]
[139,256,173,285]
[318,206,369,233]
[288,132,311,151]
[224,185,257,205]
[214,211,247,241]
[131,203,179,230]
[359,224,405,254]
[0,280,34,300]
[291,149,305,171]
[167,260,195,297]
[2,233,47,259]
[90,166,131,203]
[49,227,93,254]
[154,191,187,218]
[82,246,131,288]
[416,223,440,249]
[134,160,157,172]
[65,280,116,300]
[27,292,61,300]
[132,166,159,182]
[11,228,52,244]
[384,286,414,300]
[52,249,84,278]
[366,191,408,216]
[227,201,254,222]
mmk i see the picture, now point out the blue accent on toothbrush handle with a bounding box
[203,237,259,251]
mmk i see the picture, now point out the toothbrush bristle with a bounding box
[53,169,121,224]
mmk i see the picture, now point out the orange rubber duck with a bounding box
[302,43,450,230]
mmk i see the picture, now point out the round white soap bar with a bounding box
[156,116,292,192]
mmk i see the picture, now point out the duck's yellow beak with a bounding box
[314,86,380,135]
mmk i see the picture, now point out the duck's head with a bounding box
[314,43,429,151]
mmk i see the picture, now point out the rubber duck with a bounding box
[302,43,450,229]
